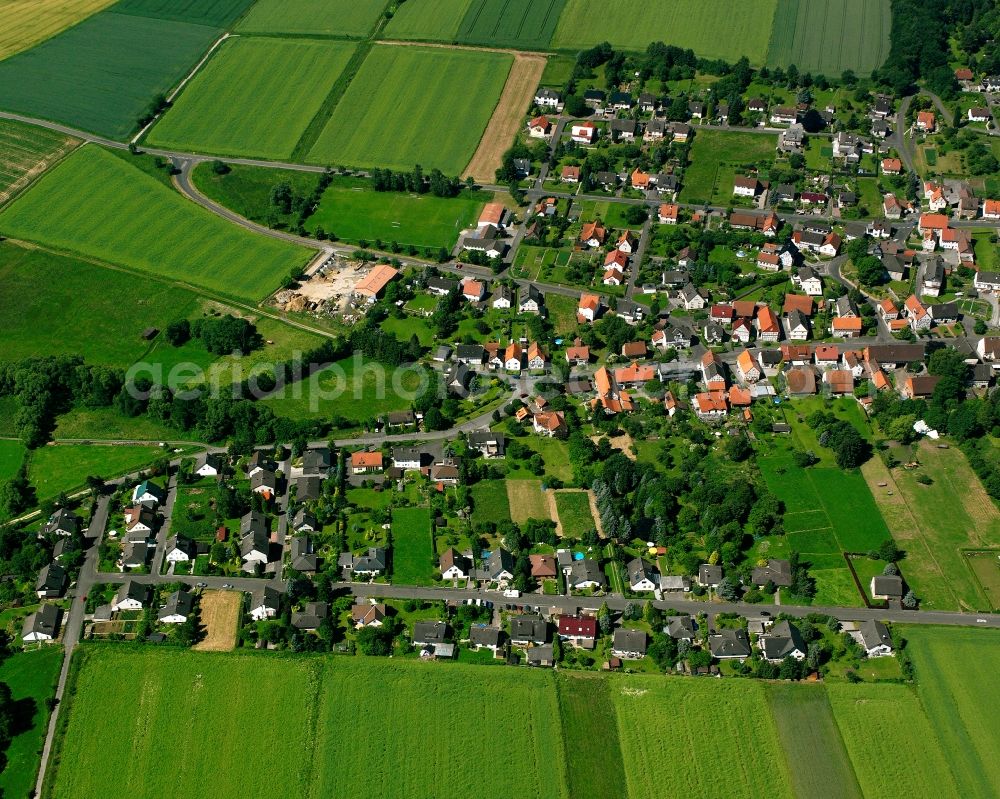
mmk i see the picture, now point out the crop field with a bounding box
[391,506,435,585]
[904,626,1000,797]
[237,0,386,36]
[0,0,114,61]
[27,443,165,499]
[506,479,550,524]
[471,479,512,524]
[261,356,425,422]
[147,37,356,160]
[0,10,222,138]
[0,117,79,205]
[0,439,25,481]
[0,647,62,799]
[558,675,626,798]
[767,684,862,799]
[554,491,596,538]
[456,0,566,49]
[766,0,891,75]
[110,0,255,27]
[681,129,778,204]
[613,676,794,797]
[828,682,960,799]
[307,45,512,174]
[383,0,471,41]
[552,0,778,63]
[862,443,1000,611]
[0,146,313,301]
[0,241,203,365]
[305,176,487,249]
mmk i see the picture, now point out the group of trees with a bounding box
[808,411,872,469]
[165,314,263,356]
[369,164,465,198]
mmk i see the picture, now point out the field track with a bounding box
[464,52,545,181]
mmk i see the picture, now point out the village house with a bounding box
[440,548,472,580]
[249,586,281,621]
[709,628,751,660]
[612,628,647,660]
[570,121,597,144]
[527,115,552,138]
[558,615,598,649]
[759,620,807,663]
[627,558,658,593]
[22,603,62,643]
[352,602,387,628]
[158,589,195,624]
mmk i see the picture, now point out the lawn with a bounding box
[681,129,778,204]
[28,443,166,500]
[558,674,626,798]
[383,0,472,41]
[307,44,512,174]
[0,0,113,60]
[391,506,435,585]
[0,647,63,799]
[456,0,566,49]
[0,240,203,366]
[261,356,426,422]
[0,9,223,139]
[766,0,892,75]
[0,116,79,203]
[766,683,862,799]
[552,0,778,63]
[171,477,223,543]
[506,479,550,524]
[554,491,596,538]
[862,442,1000,611]
[471,479,512,525]
[147,37,356,160]
[613,676,794,798]
[0,439,26,481]
[973,232,1000,271]
[236,0,386,36]
[0,146,314,302]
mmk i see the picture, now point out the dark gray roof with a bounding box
[510,615,547,644]
[158,589,194,621]
[470,626,502,648]
[45,508,81,535]
[525,644,554,664]
[456,344,485,362]
[291,601,328,630]
[665,616,696,639]
[872,574,904,597]
[291,536,318,572]
[353,547,387,573]
[483,548,515,579]
[23,603,61,638]
[760,620,806,660]
[751,559,793,587]
[302,447,332,474]
[858,620,893,650]
[569,558,606,587]
[709,628,751,658]
[240,510,269,538]
[36,562,67,594]
[295,475,322,502]
[613,627,647,654]
[116,580,152,606]
[427,276,457,293]
[413,620,448,645]
[292,508,318,531]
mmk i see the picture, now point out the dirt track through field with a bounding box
[193,590,241,652]
[463,53,546,182]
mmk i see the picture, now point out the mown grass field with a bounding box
[148,37,356,160]
[260,356,425,422]
[506,479,550,524]
[862,442,1000,611]
[391,506,435,585]
[552,0,778,63]
[554,491,596,538]
[383,0,471,41]
[558,674,626,798]
[766,0,891,74]
[110,0,255,27]
[0,117,79,204]
[237,0,386,36]
[457,0,566,49]
[471,479,512,524]
[52,408,177,442]
[307,45,512,174]
[0,10,222,138]
[28,443,166,500]
[0,438,25,481]
[0,146,313,302]
[0,0,113,61]
[0,647,62,799]
[0,241,202,365]
[681,129,778,204]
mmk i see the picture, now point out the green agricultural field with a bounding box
[27,443,167,500]
[457,0,566,49]
[613,676,794,798]
[0,241,202,365]
[0,116,79,204]
[0,10,222,138]
[307,45,512,174]
[306,176,488,249]
[681,129,778,204]
[390,506,435,585]
[383,0,472,41]
[0,439,25,481]
[766,0,891,75]
[553,0,778,63]
[471,479,512,524]
[558,674,626,798]
[554,491,596,538]
[0,647,62,799]
[0,146,314,302]
[237,0,386,36]
[767,683,862,799]
[147,37,356,160]
[260,356,426,422]
[828,682,960,799]
[905,626,1000,797]
[110,0,255,27]
[0,0,114,61]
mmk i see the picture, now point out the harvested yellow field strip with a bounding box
[506,479,551,524]
[0,119,80,205]
[193,590,241,652]
[464,53,546,182]
[0,0,115,61]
